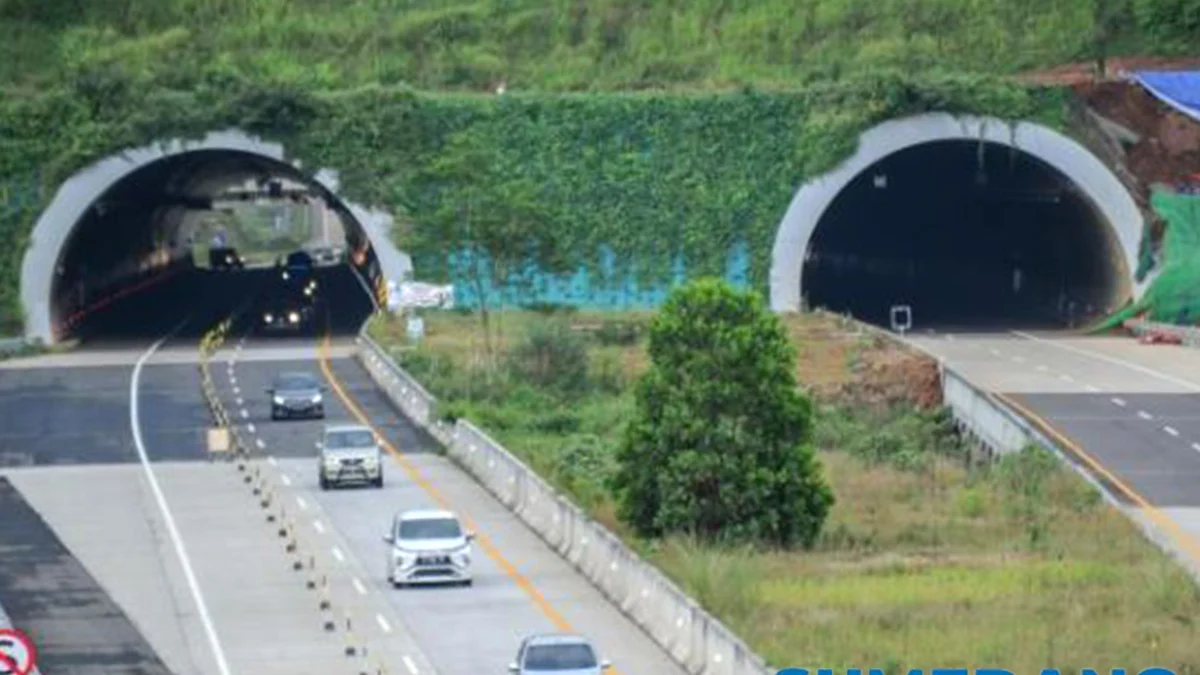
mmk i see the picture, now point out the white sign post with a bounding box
[890,305,913,335]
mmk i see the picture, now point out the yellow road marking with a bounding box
[317,333,630,669]
[997,391,1200,563]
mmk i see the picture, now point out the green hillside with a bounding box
[2,0,1197,93]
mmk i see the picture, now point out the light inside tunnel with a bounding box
[800,140,1127,330]
[49,149,379,341]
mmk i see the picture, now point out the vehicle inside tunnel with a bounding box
[49,149,378,344]
[800,139,1127,331]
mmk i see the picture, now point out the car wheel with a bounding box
[461,579,473,587]
[373,475,383,488]
[319,475,329,491]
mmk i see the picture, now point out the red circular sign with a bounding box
[0,628,36,675]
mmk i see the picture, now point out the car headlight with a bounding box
[304,287,313,296]
[273,395,284,405]
[451,546,471,567]
[263,313,274,323]
[311,393,322,404]
[288,311,300,323]
[281,271,290,280]
[393,550,417,568]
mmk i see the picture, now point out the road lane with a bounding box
[216,344,688,675]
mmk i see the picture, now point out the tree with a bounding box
[406,120,569,365]
[612,278,834,547]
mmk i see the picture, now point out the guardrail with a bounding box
[354,330,772,675]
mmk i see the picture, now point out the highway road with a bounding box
[909,329,1200,562]
[0,263,689,675]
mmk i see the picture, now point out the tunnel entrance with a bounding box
[40,148,378,344]
[800,139,1126,330]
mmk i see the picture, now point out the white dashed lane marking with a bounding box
[353,578,367,595]
[332,547,345,562]
[1138,411,1154,420]
[1036,365,1049,372]
[1165,426,1180,437]
[313,520,325,534]
[296,497,308,510]
[256,438,266,450]
[1112,397,1127,407]
[281,474,292,486]
[403,656,419,674]
[376,614,392,633]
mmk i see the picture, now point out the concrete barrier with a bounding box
[353,332,773,675]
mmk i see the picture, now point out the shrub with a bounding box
[613,278,834,547]
[505,320,590,396]
[593,320,642,346]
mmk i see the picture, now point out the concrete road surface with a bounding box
[211,341,689,675]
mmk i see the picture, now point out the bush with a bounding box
[505,320,590,396]
[593,320,642,346]
[613,278,834,547]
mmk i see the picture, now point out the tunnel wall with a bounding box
[20,129,411,343]
[769,113,1146,313]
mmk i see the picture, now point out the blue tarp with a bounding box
[1132,70,1200,124]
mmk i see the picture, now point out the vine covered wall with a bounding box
[0,72,1069,332]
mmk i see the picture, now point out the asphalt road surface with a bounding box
[910,329,1200,563]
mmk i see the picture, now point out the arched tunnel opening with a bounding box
[801,139,1128,331]
[49,149,378,344]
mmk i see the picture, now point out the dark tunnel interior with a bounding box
[801,140,1127,331]
[52,150,377,345]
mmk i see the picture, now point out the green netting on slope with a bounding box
[1094,189,1200,331]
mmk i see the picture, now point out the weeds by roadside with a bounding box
[369,310,1200,670]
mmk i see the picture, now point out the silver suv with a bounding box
[384,509,474,587]
[509,634,611,674]
[317,424,383,489]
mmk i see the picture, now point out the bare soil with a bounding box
[785,312,941,409]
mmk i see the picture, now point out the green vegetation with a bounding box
[614,279,833,546]
[0,73,1068,332]
[3,0,1196,93]
[370,308,1200,670]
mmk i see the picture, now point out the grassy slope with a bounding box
[2,0,1194,92]
[370,310,1200,670]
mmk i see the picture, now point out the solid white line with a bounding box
[313,520,325,534]
[403,656,419,674]
[332,547,345,562]
[297,496,308,510]
[1138,410,1153,420]
[1165,426,1180,437]
[256,438,266,450]
[1112,397,1127,407]
[281,474,292,486]
[353,578,367,595]
[376,614,392,633]
[132,332,232,675]
[1012,330,1200,392]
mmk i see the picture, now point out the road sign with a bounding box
[0,628,37,675]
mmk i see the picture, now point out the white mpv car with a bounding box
[384,509,474,587]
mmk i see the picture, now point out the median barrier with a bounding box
[354,331,773,675]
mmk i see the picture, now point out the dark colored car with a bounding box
[267,371,326,420]
[209,247,244,270]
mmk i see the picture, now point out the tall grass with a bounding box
[370,310,1200,670]
[4,0,1196,91]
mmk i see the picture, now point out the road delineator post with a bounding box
[344,612,358,657]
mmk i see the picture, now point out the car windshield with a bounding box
[275,373,317,390]
[287,251,313,267]
[325,430,375,449]
[523,644,598,670]
[398,518,462,540]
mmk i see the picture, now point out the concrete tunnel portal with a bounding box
[21,131,411,344]
[772,114,1146,331]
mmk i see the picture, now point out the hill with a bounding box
[2,0,1198,93]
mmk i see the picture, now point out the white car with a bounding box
[384,509,474,587]
[317,424,383,489]
[509,634,611,674]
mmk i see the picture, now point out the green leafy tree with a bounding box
[406,120,569,364]
[613,278,834,547]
